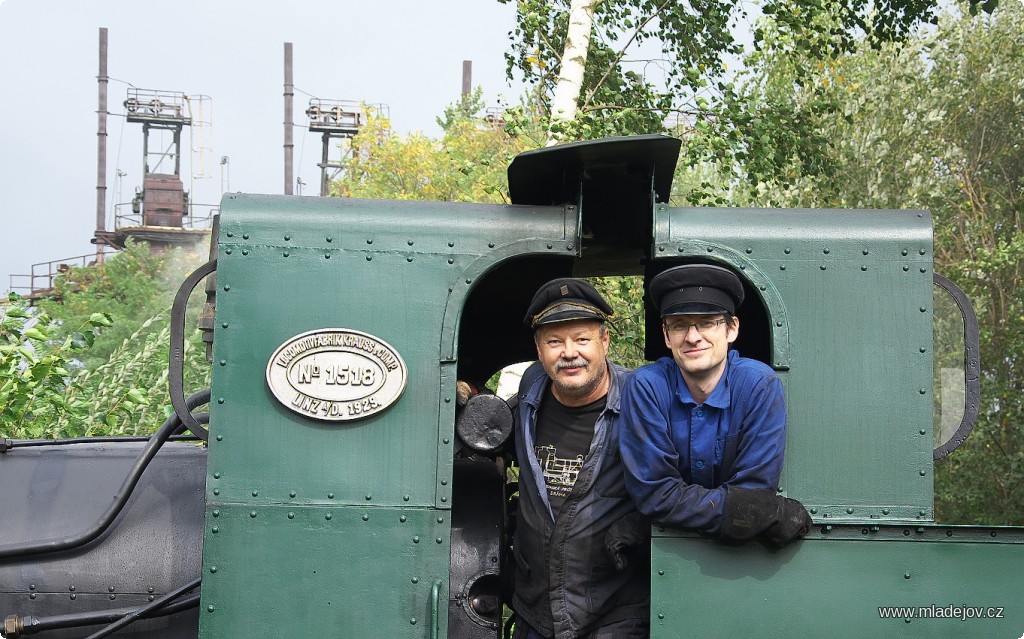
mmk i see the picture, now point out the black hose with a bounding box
[169,259,217,442]
[83,578,201,639]
[5,593,199,637]
[0,389,210,560]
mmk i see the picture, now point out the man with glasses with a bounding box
[620,264,811,547]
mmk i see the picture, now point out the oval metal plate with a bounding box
[266,328,408,422]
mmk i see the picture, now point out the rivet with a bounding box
[919,347,927,353]
[920,267,927,273]
[746,247,753,254]
[412,577,419,583]
[706,247,713,252]
[362,514,369,521]
[70,594,77,600]
[739,265,745,270]
[212,488,220,496]
[148,595,154,601]
[882,509,890,515]
[920,389,927,394]
[408,240,414,246]
[413,536,421,543]
[810,508,818,514]
[252,490,259,497]
[69,586,75,592]
[410,618,417,625]
[862,249,869,255]
[407,257,413,262]
[242,234,249,240]
[436,537,443,544]
[823,248,830,254]
[784,248,791,254]
[759,285,766,291]
[110,594,116,600]
[328,493,335,499]
[366,255,372,261]
[241,250,249,256]
[677,247,684,252]
[776,321,782,327]
[284,235,290,241]
[465,278,472,284]
[447,241,454,247]
[904,573,911,579]
[447,259,454,264]
[820,265,827,270]
[326,236,333,243]
[861,266,868,271]
[148,587,155,594]
[547,243,553,249]
[290,491,296,498]
[658,570,665,576]
[440,480,448,486]
[366,239,373,244]
[403,495,410,502]
[990,531,997,538]
[444,397,451,403]
[213,510,220,517]
[288,512,295,519]
[29,585,35,591]
[920,429,927,435]
[217,397,225,404]
[919,249,926,255]
[847,507,854,514]
[902,249,909,256]
[221,322,229,328]
[400,516,408,523]
[219,359,227,366]
[223,285,230,291]
[919,470,926,476]
[780,265,786,271]
[488,242,495,248]
[210,566,218,573]
[226,232,234,237]
[658,246,665,252]
[30,593,36,599]
[212,526,219,533]
[903,265,910,271]
[566,244,574,251]
[326,514,333,520]
[437,517,444,523]
[658,613,665,620]
[947,529,954,537]
[250,511,257,518]
[283,251,290,257]
[208,605,215,613]
[365,494,372,501]
[225,248,233,255]
[325,254,331,259]
[905,619,912,624]
[920,307,927,312]
[441,496,448,503]
[919,510,928,517]
[213,472,221,479]
[442,438,450,444]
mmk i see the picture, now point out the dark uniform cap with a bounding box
[524,278,614,328]
[649,264,745,316]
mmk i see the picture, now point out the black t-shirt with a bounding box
[533,387,606,516]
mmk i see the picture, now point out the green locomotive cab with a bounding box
[1,135,1019,639]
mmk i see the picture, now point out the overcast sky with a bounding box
[0,0,520,293]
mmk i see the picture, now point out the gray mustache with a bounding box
[556,357,589,370]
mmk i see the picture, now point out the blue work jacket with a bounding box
[512,360,649,639]
[619,350,786,533]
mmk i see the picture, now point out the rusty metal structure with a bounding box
[306,98,388,196]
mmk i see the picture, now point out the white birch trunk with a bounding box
[547,0,599,146]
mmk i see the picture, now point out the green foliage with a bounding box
[740,2,1024,523]
[334,107,531,204]
[590,276,646,369]
[2,240,211,440]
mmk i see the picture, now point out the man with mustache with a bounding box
[511,278,649,639]
[620,264,811,547]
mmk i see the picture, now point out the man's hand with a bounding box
[605,511,651,570]
[720,488,812,547]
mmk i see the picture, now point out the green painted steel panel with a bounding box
[198,505,449,638]
[653,207,934,522]
[651,528,1024,638]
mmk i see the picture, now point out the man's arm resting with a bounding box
[720,487,812,547]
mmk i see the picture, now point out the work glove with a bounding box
[721,487,812,547]
[605,511,651,571]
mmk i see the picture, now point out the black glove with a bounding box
[721,488,812,547]
[605,511,651,571]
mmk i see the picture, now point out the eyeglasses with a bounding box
[664,318,728,335]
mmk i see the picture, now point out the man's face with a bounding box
[534,319,611,406]
[662,314,739,383]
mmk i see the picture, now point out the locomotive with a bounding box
[2,135,1021,638]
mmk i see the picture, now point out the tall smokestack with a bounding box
[95,27,108,260]
[462,60,472,98]
[284,42,294,195]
